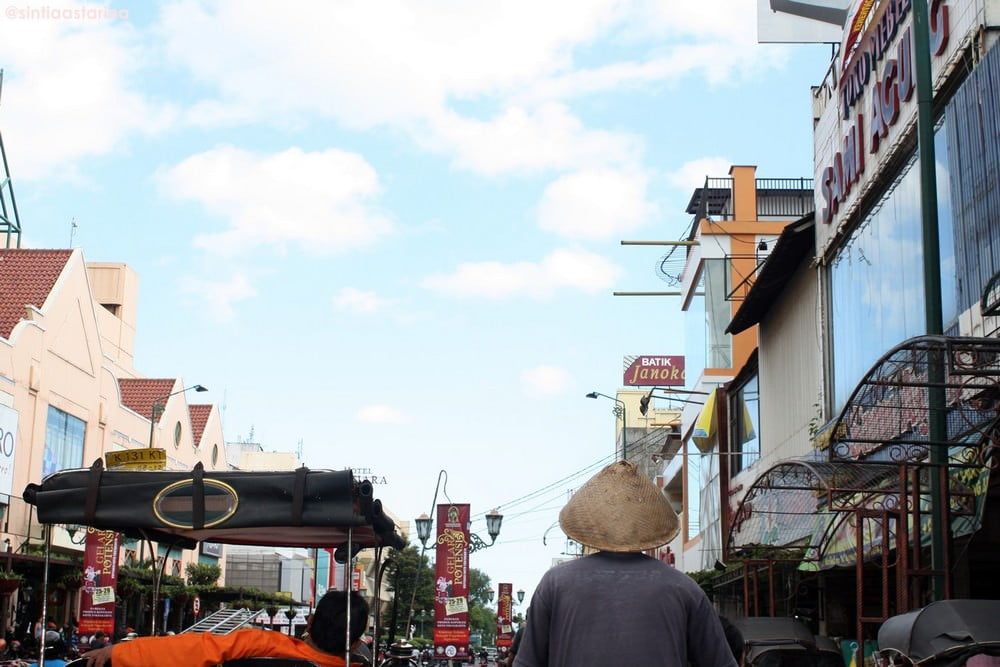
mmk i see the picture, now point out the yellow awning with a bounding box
[691,388,717,452]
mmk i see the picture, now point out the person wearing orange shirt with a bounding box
[83,590,369,667]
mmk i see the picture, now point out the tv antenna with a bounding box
[0,68,24,248]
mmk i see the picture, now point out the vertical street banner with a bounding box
[433,504,470,662]
[497,583,514,654]
[315,548,332,597]
[77,528,121,637]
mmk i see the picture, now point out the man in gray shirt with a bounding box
[513,461,737,667]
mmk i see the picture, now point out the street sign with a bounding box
[105,448,166,470]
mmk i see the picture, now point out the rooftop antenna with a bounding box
[0,69,23,248]
[296,438,303,463]
[69,218,78,247]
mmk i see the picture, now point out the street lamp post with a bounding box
[148,384,208,448]
[409,471,504,657]
[586,391,628,461]
[145,383,207,637]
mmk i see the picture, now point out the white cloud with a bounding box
[155,0,788,175]
[421,248,621,299]
[666,157,734,190]
[157,146,392,255]
[159,0,623,128]
[537,168,657,240]
[180,272,256,322]
[333,287,392,314]
[0,1,173,180]
[521,365,572,398]
[428,104,641,176]
[356,405,408,424]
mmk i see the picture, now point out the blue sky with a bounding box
[1,0,832,610]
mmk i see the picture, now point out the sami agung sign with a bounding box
[819,0,950,225]
[623,355,685,386]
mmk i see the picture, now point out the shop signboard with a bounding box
[0,404,17,498]
[623,355,685,386]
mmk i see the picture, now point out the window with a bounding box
[704,259,733,369]
[685,441,702,538]
[173,421,182,449]
[43,406,85,478]
[729,374,760,476]
[830,123,957,411]
[211,444,219,466]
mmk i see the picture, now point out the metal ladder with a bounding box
[181,607,259,635]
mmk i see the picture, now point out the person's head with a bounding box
[559,460,679,553]
[93,631,106,641]
[308,590,369,655]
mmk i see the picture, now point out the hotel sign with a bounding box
[623,356,685,386]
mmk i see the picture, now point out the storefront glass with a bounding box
[829,124,956,412]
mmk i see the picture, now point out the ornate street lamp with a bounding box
[468,509,503,553]
[517,589,525,604]
[145,383,206,637]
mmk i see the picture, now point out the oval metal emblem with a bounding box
[153,479,239,529]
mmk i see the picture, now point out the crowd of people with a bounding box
[0,619,136,666]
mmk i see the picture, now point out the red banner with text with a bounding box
[78,528,121,637]
[497,583,514,653]
[433,504,470,662]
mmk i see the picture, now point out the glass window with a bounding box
[704,259,733,369]
[730,374,760,475]
[685,441,702,538]
[212,444,219,466]
[174,421,182,449]
[43,406,85,478]
[830,123,956,411]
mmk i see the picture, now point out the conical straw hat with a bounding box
[559,461,679,552]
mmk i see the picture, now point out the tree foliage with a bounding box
[380,546,435,641]
[379,546,499,646]
[186,562,222,586]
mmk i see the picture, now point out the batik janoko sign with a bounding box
[433,504,470,662]
[819,0,950,225]
[623,355,685,386]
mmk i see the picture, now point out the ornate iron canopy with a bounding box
[727,458,900,562]
[820,336,1000,464]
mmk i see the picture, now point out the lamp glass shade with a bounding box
[415,513,433,545]
[487,590,494,602]
[485,510,503,540]
[517,589,525,603]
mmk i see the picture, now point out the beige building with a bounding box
[0,247,228,629]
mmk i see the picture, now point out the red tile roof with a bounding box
[188,404,212,445]
[118,378,178,421]
[0,249,73,340]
